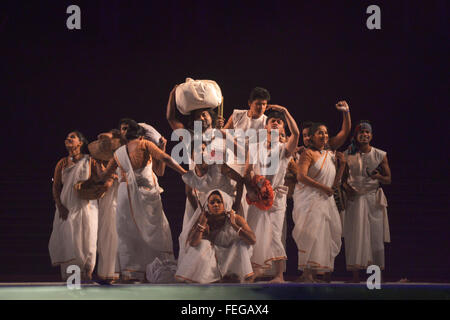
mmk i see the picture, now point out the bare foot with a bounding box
[269,276,285,284]
[247,268,264,283]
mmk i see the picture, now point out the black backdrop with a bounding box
[0,0,448,282]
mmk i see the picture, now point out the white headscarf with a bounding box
[202,189,233,213]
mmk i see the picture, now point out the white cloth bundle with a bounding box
[175,78,222,115]
[146,257,178,283]
[138,122,163,146]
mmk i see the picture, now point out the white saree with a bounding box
[48,155,98,280]
[114,145,174,280]
[175,190,254,283]
[292,151,342,272]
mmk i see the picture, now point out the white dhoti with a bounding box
[49,156,98,280]
[344,188,390,270]
[344,147,390,270]
[247,190,288,269]
[247,142,291,270]
[292,151,342,272]
[114,146,174,280]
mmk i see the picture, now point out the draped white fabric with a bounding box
[344,147,390,270]
[247,143,291,268]
[175,189,254,283]
[48,156,98,279]
[292,151,342,272]
[114,146,174,279]
[97,179,119,280]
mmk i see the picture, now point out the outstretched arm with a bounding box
[146,140,187,175]
[329,100,351,150]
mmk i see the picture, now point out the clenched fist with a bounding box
[335,100,349,112]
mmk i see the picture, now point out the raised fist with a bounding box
[335,100,349,112]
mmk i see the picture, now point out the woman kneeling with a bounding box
[176,190,256,283]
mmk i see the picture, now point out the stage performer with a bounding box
[49,131,102,282]
[342,120,391,283]
[292,123,343,283]
[100,120,187,282]
[176,189,256,283]
[245,105,299,283]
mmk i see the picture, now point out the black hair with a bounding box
[266,110,286,125]
[71,130,89,154]
[308,122,328,137]
[118,118,135,129]
[302,121,313,131]
[187,108,217,130]
[124,119,145,140]
[249,87,271,102]
[109,128,122,139]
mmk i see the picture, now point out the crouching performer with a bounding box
[176,189,256,283]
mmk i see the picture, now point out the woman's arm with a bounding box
[188,213,209,247]
[329,101,351,150]
[230,213,256,245]
[52,158,69,220]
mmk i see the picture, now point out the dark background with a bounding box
[0,0,448,282]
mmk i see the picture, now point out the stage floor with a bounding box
[0,281,449,300]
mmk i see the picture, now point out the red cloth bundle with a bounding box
[246,175,274,211]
